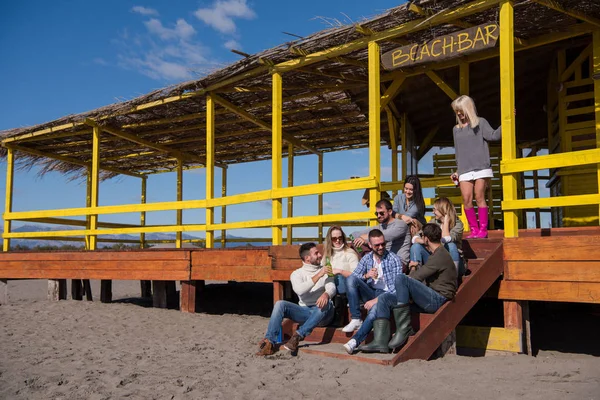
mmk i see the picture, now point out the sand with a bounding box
[1,280,599,400]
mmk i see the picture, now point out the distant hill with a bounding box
[0,224,269,249]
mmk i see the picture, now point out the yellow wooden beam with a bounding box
[560,43,592,81]
[503,194,600,210]
[426,71,458,100]
[4,224,209,239]
[272,72,283,245]
[401,113,408,180]
[85,167,92,248]
[220,166,227,248]
[456,326,522,352]
[368,41,381,226]
[1,122,85,144]
[140,177,146,248]
[211,93,320,155]
[297,66,367,83]
[176,159,183,248]
[594,30,600,224]
[15,217,138,229]
[501,148,600,173]
[317,153,324,243]
[287,144,294,245]
[380,75,405,109]
[205,94,215,249]
[459,63,470,95]
[3,148,14,251]
[89,125,100,250]
[532,0,600,28]
[273,0,503,73]
[500,0,519,238]
[417,126,440,160]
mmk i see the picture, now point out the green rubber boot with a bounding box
[358,318,391,353]
[388,304,414,350]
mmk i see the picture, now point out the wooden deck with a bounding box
[1,227,599,364]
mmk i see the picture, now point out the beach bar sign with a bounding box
[381,23,499,70]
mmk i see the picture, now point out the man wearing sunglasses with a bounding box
[351,199,411,266]
[342,229,403,354]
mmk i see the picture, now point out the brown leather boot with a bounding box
[283,333,303,353]
[256,338,277,356]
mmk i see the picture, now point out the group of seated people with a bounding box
[256,176,464,356]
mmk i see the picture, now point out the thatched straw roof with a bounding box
[1,0,598,179]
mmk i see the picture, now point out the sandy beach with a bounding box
[1,280,599,400]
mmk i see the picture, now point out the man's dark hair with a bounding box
[422,223,442,243]
[375,199,393,210]
[299,242,317,260]
[368,229,385,241]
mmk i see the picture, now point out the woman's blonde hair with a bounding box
[433,197,457,229]
[409,219,423,237]
[323,226,349,260]
[451,95,480,128]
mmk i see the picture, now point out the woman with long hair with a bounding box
[322,226,359,296]
[393,175,426,226]
[450,95,502,238]
[409,197,464,275]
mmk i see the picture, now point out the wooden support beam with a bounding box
[48,279,67,301]
[380,76,405,109]
[560,43,592,81]
[426,71,459,100]
[459,63,470,95]
[500,0,519,238]
[176,159,183,248]
[272,73,284,245]
[593,30,600,224]
[180,280,197,313]
[3,148,14,252]
[206,94,215,249]
[211,93,320,155]
[368,41,381,226]
[532,0,600,28]
[318,153,324,243]
[417,126,440,160]
[0,279,7,305]
[221,166,227,249]
[287,144,294,246]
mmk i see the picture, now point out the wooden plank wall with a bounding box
[499,235,600,303]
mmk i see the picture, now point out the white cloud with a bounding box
[92,57,108,66]
[323,201,341,210]
[223,39,240,50]
[194,0,256,34]
[132,6,159,16]
[144,18,196,41]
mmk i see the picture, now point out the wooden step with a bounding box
[285,242,504,366]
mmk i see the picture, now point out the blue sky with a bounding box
[0,0,548,241]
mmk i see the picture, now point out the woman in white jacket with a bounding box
[322,226,359,296]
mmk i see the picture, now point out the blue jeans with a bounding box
[264,300,334,343]
[335,275,348,295]
[376,274,448,319]
[346,274,385,319]
[410,242,464,276]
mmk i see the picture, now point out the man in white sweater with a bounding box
[256,242,336,356]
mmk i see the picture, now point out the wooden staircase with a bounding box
[284,239,504,366]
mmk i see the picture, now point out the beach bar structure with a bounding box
[1,0,600,364]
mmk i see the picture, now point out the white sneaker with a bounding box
[342,319,362,333]
[343,339,357,354]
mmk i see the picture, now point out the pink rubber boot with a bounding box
[476,207,489,238]
[465,207,479,239]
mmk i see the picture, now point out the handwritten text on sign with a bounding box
[381,23,499,70]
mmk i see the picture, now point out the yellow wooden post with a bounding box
[459,62,470,230]
[89,125,100,250]
[287,144,294,245]
[272,72,283,245]
[176,158,183,248]
[392,146,399,197]
[221,166,227,248]
[2,148,14,252]
[206,94,215,249]
[85,167,92,249]
[500,0,519,238]
[140,176,147,248]
[593,30,600,224]
[400,113,407,181]
[318,153,324,242]
[369,41,381,225]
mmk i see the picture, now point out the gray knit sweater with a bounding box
[453,117,502,175]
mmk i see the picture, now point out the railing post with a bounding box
[368,40,381,225]
[287,144,294,245]
[206,94,215,249]
[400,113,407,181]
[500,0,519,238]
[140,176,147,248]
[593,30,600,224]
[272,72,283,245]
[221,166,227,248]
[318,153,323,242]
[90,125,100,249]
[176,158,183,248]
[3,148,14,252]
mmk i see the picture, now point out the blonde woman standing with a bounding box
[450,95,502,238]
